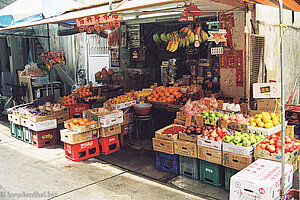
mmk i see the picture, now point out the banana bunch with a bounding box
[194,27,208,42]
[160,33,172,43]
[166,37,179,52]
[153,33,161,44]
[177,27,195,48]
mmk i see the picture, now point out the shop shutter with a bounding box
[249,34,265,85]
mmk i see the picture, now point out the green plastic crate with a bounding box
[16,124,24,140]
[199,160,224,187]
[10,123,18,138]
[224,167,239,190]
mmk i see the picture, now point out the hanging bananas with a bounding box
[153,33,161,44]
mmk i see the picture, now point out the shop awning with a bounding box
[244,0,300,12]
[0,0,83,28]
[0,0,186,31]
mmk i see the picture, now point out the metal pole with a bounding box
[279,0,285,197]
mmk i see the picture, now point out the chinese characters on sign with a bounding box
[208,29,227,44]
[219,50,244,87]
[76,14,122,33]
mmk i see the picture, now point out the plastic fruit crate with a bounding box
[199,160,224,187]
[283,189,299,200]
[31,129,57,148]
[16,124,24,140]
[23,127,32,144]
[10,122,17,138]
[156,151,179,174]
[64,138,100,162]
[179,155,199,180]
[224,167,239,190]
[99,135,120,155]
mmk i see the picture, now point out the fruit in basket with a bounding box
[198,126,231,141]
[162,125,185,135]
[107,94,135,104]
[223,131,265,146]
[256,132,300,154]
[148,86,182,103]
[249,112,281,128]
[71,118,95,126]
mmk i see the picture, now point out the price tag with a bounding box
[217,100,224,110]
[240,103,248,116]
[205,99,211,109]
[233,96,240,104]
[195,115,204,127]
[219,119,228,129]
[185,115,192,126]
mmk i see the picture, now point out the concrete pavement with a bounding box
[0,124,209,200]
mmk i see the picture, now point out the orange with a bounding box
[169,88,174,94]
[152,98,157,102]
[77,119,83,123]
[166,97,171,102]
[79,121,86,126]
[154,94,159,99]
[147,96,152,101]
[170,95,174,99]
[73,119,78,125]
[83,118,89,123]
[173,91,178,96]
[165,92,170,97]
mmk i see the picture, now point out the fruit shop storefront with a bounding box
[3,0,300,199]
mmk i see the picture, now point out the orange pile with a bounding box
[62,85,93,106]
[147,86,182,103]
[71,118,96,126]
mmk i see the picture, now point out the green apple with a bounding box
[242,140,251,147]
[250,136,256,144]
[216,112,222,118]
[229,141,235,144]
[242,133,250,140]
[233,136,241,144]
[237,143,243,146]
[224,136,231,143]
[210,113,216,118]
[235,132,242,137]
[255,135,261,142]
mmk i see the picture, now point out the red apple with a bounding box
[268,145,276,153]
[261,144,267,150]
[263,138,270,144]
[269,139,275,145]
[275,142,282,148]
[208,136,215,141]
[270,134,277,140]
[211,131,218,138]
[275,148,281,154]
[284,147,289,153]
[285,136,292,143]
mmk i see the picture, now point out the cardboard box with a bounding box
[20,117,28,128]
[179,132,198,143]
[254,143,300,165]
[197,137,222,150]
[174,140,197,158]
[257,98,281,112]
[198,146,222,165]
[99,124,121,137]
[230,159,293,200]
[28,114,54,122]
[60,129,99,144]
[174,119,185,126]
[64,118,101,133]
[219,119,248,132]
[8,114,21,125]
[253,83,281,98]
[83,108,123,128]
[108,100,137,110]
[247,121,287,135]
[222,151,253,170]
[155,124,185,141]
[152,137,174,154]
[28,119,57,131]
[56,112,70,124]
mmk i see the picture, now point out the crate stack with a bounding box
[83,107,124,155]
[8,105,69,148]
[61,119,101,162]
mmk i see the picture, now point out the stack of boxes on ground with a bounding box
[59,96,136,162]
[8,102,69,147]
[153,96,299,197]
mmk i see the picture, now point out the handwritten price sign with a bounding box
[76,14,122,27]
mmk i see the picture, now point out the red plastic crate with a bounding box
[99,135,120,155]
[31,129,57,148]
[67,103,90,118]
[64,138,100,162]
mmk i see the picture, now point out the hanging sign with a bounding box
[41,50,66,70]
[76,14,122,27]
[78,21,120,33]
[211,47,223,55]
[208,29,227,44]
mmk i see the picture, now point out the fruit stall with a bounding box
[2,0,300,199]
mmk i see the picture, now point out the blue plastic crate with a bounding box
[156,152,179,174]
[179,155,199,180]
